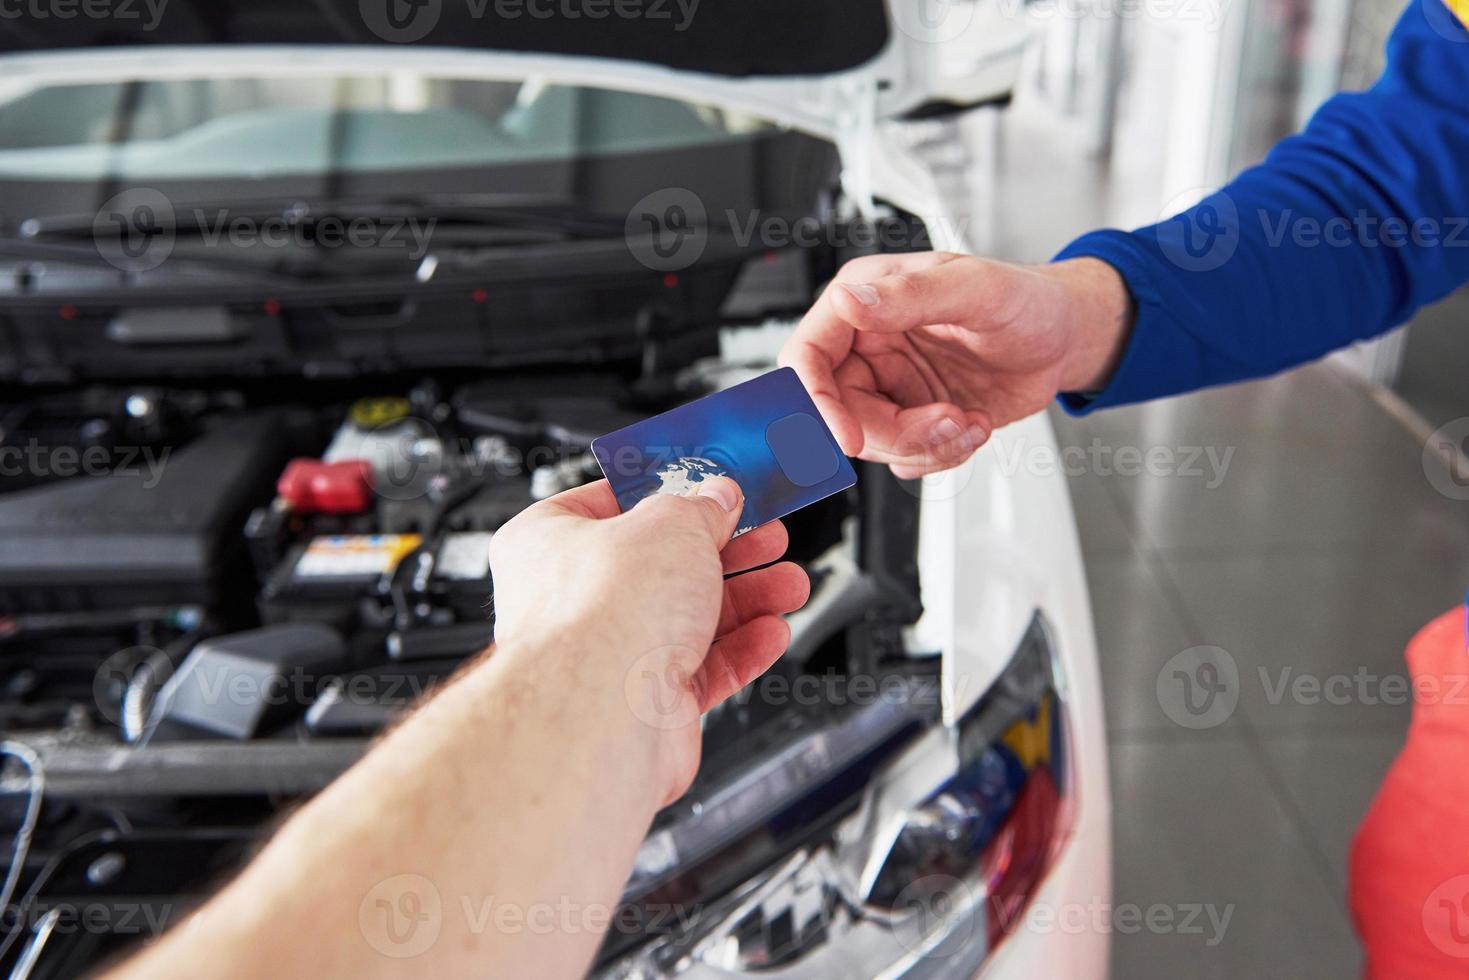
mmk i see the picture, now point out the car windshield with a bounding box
[0,68,838,303]
[0,75,777,182]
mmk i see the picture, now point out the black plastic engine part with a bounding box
[0,412,303,615]
[386,621,495,661]
[152,623,349,740]
[303,659,461,736]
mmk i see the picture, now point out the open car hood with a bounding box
[0,0,1032,128]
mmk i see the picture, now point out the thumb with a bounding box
[687,476,745,546]
[633,476,745,547]
[831,257,997,335]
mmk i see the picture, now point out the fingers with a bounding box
[629,476,745,547]
[780,292,863,456]
[715,561,810,636]
[694,560,809,711]
[826,252,1000,337]
[721,520,788,574]
[533,479,622,520]
[846,389,990,469]
[780,251,997,460]
[692,615,791,714]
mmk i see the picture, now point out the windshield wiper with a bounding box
[16,192,627,245]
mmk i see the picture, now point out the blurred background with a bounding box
[902,0,1469,972]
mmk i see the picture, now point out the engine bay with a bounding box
[0,354,940,975]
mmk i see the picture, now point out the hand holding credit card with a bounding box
[591,368,857,535]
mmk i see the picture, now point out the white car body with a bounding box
[0,10,1109,975]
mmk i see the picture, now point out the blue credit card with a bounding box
[591,367,858,535]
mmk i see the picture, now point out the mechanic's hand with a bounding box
[779,252,1134,478]
[489,478,809,800]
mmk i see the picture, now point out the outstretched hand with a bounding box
[779,251,1134,478]
[489,477,810,801]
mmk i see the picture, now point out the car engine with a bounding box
[0,355,939,975]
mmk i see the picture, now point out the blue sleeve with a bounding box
[1055,0,1469,414]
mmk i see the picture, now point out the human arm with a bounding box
[780,0,1469,473]
[103,477,809,980]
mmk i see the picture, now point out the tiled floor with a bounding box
[1051,363,1469,977]
[905,86,1469,976]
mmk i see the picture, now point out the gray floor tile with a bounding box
[1395,285,1469,432]
[1257,732,1405,894]
[1100,367,1469,557]
[1050,408,1146,558]
[1109,738,1361,979]
[1083,552,1222,735]
[1158,550,1468,734]
[1065,470,1137,558]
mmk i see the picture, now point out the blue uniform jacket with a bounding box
[1055,0,1469,413]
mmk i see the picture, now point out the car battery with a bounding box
[260,533,422,628]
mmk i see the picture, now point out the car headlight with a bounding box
[596,613,1073,979]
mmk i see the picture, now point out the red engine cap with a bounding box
[277,458,374,514]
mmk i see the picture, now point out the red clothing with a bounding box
[1351,606,1469,975]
